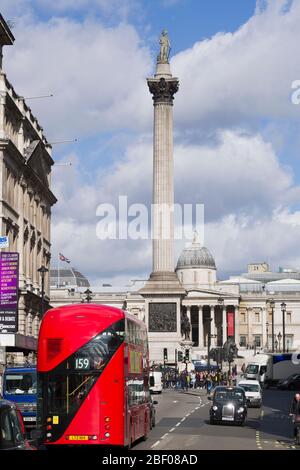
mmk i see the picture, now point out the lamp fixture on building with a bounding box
[37,265,49,318]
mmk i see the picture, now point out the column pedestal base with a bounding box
[139,271,186,295]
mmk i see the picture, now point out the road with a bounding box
[134,388,299,451]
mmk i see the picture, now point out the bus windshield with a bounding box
[4,373,37,395]
[40,319,125,418]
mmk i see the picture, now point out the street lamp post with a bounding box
[217,297,224,372]
[37,266,49,318]
[218,297,224,346]
[280,302,286,353]
[268,299,275,353]
[207,315,213,370]
[266,322,269,351]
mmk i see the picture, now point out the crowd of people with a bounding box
[164,364,238,391]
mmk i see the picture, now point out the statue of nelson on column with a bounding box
[157,29,171,64]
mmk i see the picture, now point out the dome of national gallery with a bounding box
[176,236,216,271]
[176,233,217,288]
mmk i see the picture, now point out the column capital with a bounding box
[147,77,179,105]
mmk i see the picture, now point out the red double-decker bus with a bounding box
[37,304,150,447]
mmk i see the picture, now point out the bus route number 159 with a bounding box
[75,357,90,370]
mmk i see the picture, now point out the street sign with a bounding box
[0,236,9,249]
[0,252,19,333]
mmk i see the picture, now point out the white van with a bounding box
[238,379,262,408]
[244,353,300,387]
[149,371,163,394]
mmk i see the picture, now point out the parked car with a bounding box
[238,379,262,408]
[209,386,247,426]
[0,399,35,450]
[277,373,300,391]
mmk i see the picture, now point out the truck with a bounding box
[244,353,300,387]
[2,365,37,430]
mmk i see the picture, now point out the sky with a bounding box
[2,0,300,285]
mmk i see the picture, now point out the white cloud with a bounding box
[3,0,300,282]
[52,129,300,280]
[171,0,300,132]
[205,209,300,274]
[4,16,152,139]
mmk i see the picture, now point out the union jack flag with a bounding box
[59,253,70,263]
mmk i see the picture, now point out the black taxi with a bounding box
[209,386,247,426]
[0,399,35,450]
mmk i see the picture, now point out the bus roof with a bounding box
[38,304,145,372]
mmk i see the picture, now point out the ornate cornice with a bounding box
[148,77,179,105]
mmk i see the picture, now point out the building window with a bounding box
[286,335,293,351]
[240,312,246,323]
[268,313,272,324]
[254,335,261,347]
[286,312,292,323]
[255,312,260,323]
[239,336,247,347]
[208,271,211,283]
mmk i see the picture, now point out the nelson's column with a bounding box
[140,31,186,363]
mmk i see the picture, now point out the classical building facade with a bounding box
[50,252,300,364]
[0,15,56,363]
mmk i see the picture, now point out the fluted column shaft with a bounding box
[148,77,178,274]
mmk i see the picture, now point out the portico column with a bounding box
[262,307,267,349]
[186,305,191,323]
[234,305,239,344]
[222,305,227,345]
[247,308,252,346]
[198,305,204,349]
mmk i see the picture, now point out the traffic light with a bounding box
[163,348,168,361]
[185,349,189,361]
[178,350,183,362]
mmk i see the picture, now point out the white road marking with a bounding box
[169,427,176,432]
[151,441,160,448]
[161,433,168,439]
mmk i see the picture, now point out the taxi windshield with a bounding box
[214,389,245,403]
